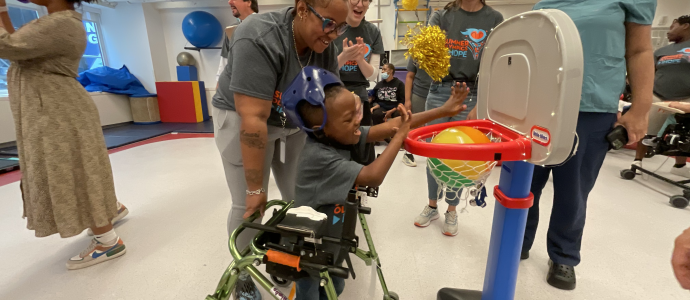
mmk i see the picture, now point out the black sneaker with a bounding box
[547,260,576,290]
[234,274,262,300]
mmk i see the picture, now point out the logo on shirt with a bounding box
[445,29,487,60]
[658,50,690,66]
[341,43,372,72]
[272,90,284,115]
[377,87,398,102]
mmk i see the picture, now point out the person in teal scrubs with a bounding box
[520,0,656,291]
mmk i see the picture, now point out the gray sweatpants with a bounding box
[213,108,306,250]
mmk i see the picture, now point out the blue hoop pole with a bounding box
[481,161,534,300]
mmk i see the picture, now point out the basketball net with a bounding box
[425,132,500,212]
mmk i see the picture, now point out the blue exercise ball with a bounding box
[181,11,223,48]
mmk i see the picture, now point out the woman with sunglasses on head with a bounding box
[335,0,384,127]
[211,0,349,298]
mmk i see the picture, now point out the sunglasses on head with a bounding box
[306,4,350,36]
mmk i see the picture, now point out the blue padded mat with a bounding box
[0,157,19,174]
[0,119,214,157]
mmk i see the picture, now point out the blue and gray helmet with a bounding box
[281,66,343,132]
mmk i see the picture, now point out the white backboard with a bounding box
[476,9,583,165]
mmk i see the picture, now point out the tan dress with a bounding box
[1,11,118,238]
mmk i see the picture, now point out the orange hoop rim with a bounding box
[404,120,532,162]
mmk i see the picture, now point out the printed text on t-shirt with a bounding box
[341,43,372,72]
[446,28,487,60]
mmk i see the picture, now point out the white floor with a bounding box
[1,137,689,300]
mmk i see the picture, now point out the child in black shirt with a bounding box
[371,63,406,125]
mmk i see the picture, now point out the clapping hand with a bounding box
[341,38,367,62]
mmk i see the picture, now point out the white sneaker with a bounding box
[66,237,126,270]
[88,202,129,236]
[414,206,439,227]
[442,211,459,236]
[671,166,690,178]
[632,160,648,179]
[402,153,417,167]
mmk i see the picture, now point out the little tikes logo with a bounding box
[341,44,372,72]
[531,126,551,147]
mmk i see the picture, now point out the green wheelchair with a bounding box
[206,187,399,300]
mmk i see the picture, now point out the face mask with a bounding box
[381,73,389,80]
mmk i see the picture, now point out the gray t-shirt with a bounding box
[295,126,371,208]
[334,20,384,87]
[406,58,432,98]
[429,5,503,83]
[212,8,340,128]
[653,40,690,100]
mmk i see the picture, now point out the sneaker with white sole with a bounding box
[66,237,126,270]
[442,211,459,236]
[632,160,649,179]
[402,153,417,167]
[671,165,690,178]
[414,206,439,227]
[88,202,129,236]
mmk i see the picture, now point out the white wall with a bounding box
[492,4,533,19]
[157,5,288,90]
[653,0,690,28]
[100,3,158,93]
[143,3,172,83]
[159,7,236,90]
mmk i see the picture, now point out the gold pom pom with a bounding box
[401,0,418,10]
[400,24,451,82]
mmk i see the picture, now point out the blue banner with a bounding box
[83,20,101,57]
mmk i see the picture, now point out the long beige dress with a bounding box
[1,10,118,238]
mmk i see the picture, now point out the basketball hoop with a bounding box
[405,119,533,211]
[405,119,532,162]
[405,9,584,300]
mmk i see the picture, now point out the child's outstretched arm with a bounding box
[366,82,469,143]
[355,107,413,187]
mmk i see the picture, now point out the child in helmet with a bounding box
[282,67,469,299]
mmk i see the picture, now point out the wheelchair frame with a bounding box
[621,121,690,209]
[622,163,690,209]
[206,188,398,300]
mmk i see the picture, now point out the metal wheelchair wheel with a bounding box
[386,291,399,300]
[620,169,636,180]
[271,275,292,288]
[670,195,689,209]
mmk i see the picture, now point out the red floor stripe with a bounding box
[0,133,214,187]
